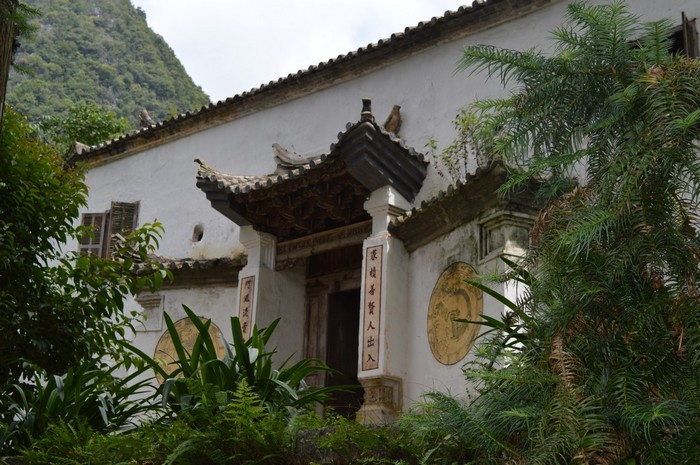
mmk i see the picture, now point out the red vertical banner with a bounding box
[362,245,383,371]
[238,276,255,339]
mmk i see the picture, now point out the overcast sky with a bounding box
[130,1,462,103]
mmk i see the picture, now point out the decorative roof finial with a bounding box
[140,109,155,128]
[361,98,374,122]
[383,104,402,135]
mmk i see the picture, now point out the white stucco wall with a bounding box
[76,0,700,410]
[257,263,308,366]
[76,0,700,260]
[127,286,238,364]
[403,221,478,404]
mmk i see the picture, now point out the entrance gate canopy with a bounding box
[196,99,428,241]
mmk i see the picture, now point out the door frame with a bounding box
[304,268,361,388]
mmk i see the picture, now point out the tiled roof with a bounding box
[390,162,546,252]
[195,114,426,197]
[71,0,552,164]
[147,254,247,272]
[137,254,247,289]
[392,162,507,226]
[195,154,328,196]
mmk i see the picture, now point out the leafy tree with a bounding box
[37,101,131,154]
[0,2,167,457]
[407,2,700,464]
[0,106,167,386]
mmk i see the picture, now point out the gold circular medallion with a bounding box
[427,262,483,365]
[154,317,226,382]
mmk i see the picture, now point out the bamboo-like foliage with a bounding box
[0,360,156,452]
[405,3,700,464]
[130,305,339,417]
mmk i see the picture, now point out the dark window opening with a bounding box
[671,12,698,58]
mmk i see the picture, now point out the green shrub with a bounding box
[18,382,293,465]
[0,359,157,453]
[19,419,156,465]
[291,413,417,465]
[131,305,339,417]
[160,382,290,465]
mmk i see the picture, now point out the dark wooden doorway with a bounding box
[305,243,365,418]
[325,289,363,417]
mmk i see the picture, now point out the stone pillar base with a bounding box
[356,376,402,425]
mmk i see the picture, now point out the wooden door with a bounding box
[325,289,363,417]
[304,244,364,417]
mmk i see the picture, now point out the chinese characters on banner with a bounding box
[238,276,255,339]
[362,245,383,371]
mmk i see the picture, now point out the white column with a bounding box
[478,209,533,343]
[237,225,276,338]
[356,185,411,424]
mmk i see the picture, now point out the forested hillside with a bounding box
[6,0,210,127]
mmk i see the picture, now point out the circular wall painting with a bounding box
[154,316,226,382]
[427,262,483,365]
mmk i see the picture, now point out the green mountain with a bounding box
[6,0,210,127]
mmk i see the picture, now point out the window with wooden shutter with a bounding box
[79,213,107,256]
[106,201,139,256]
[78,201,139,257]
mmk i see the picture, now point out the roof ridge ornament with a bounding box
[383,104,401,135]
[272,143,321,174]
[361,97,374,122]
[194,157,216,173]
[194,157,231,179]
